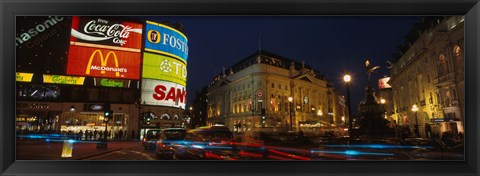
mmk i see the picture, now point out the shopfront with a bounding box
[16,102,62,134]
[58,103,131,139]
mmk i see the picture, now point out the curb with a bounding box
[71,148,123,160]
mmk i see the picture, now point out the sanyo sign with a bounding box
[141,79,187,109]
[144,21,189,62]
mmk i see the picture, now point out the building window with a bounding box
[438,54,448,76]
[454,46,462,57]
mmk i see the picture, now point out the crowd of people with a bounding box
[61,129,135,140]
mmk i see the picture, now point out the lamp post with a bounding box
[412,104,419,137]
[135,99,144,140]
[288,97,293,132]
[189,106,194,128]
[104,112,110,140]
[97,109,111,149]
[343,74,352,138]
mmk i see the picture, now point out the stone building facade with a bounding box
[389,16,464,137]
[206,50,345,134]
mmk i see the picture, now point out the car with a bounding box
[155,128,187,159]
[142,129,161,150]
[173,125,239,160]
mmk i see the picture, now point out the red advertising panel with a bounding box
[66,46,141,79]
[70,16,143,49]
[67,16,143,79]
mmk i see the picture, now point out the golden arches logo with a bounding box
[147,30,161,43]
[86,50,120,77]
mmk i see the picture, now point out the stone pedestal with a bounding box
[356,85,394,137]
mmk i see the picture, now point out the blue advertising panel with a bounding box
[144,21,188,63]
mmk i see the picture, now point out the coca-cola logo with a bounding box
[71,18,142,46]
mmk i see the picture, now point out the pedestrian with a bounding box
[119,130,124,140]
[86,130,90,140]
[93,129,98,140]
[79,130,84,140]
[99,130,103,140]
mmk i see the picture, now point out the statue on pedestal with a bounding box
[356,59,394,138]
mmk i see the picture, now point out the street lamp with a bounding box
[380,98,386,104]
[189,106,194,128]
[97,109,112,149]
[288,97,293,131]
[412,104,420,137]
[343,74,353,138]
[317,109,323,116]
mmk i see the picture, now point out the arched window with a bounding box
[453,46,463,72]
[454,46,462,57]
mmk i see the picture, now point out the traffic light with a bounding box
[261,116,266,127]
[145,111,152,125]
[104,109,113,122]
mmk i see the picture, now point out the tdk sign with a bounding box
[145,21,188,63]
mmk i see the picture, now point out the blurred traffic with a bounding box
[16,124,464,160]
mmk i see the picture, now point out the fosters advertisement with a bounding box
[66,16,143,79]
[141,79,187,109]
[142,52,187,86]
[144,21,188,63]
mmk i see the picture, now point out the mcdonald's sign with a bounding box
[66,45,141,79]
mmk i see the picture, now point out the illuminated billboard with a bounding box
[67,16,143,79]
[94,78,131,88]
[141,79,187,109]
[144,21,188,62]
[70,16,143,49]
[43,74,85,85]
[16,72,34,82]
[66,46,141,79]
[378,77,392,89]
[142,52,187,86]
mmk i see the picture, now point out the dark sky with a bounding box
[149,16,422,113]
[16,16,423,114]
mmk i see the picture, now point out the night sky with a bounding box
[151,16,423,113]
[16,16,423,114]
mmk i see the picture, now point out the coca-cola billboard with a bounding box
[67,16,143,79]
[70,16,143,49]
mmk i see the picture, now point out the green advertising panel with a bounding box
[142,52,187,86]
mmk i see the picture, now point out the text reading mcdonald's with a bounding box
[67,46,141,79]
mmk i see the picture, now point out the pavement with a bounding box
[16,139,143,160]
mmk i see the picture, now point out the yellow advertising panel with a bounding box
[142,52,187,86]
[16,72,34,82]
[43,74,85,85]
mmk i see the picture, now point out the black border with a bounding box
[1,0,479,176]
